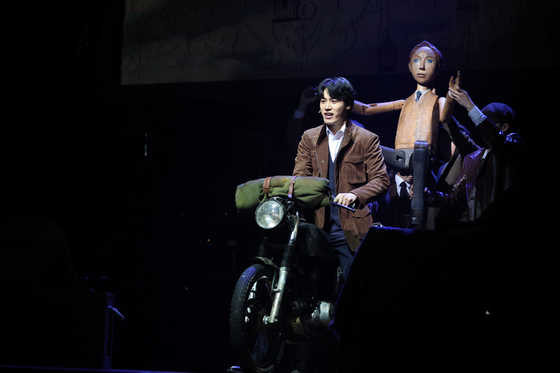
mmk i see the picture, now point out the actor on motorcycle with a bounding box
[293,76,390,277]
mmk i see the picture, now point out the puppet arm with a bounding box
[352,99,405,116]
[440,71,461,123]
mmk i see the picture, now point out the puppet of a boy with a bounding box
[353,41,458,226]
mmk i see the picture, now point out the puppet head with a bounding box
[408,41,443,88]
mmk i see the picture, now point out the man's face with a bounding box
[398,172,413,184]
[320,89,350,128]
[408,46,439,87]
[496,122,510,134]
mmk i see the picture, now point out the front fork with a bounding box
[263,211,300,325]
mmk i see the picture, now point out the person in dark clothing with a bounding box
[332,91,539,372]
[384,170,413,228]
[427,86,527,222]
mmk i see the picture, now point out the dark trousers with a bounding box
[328,219,354,279]
[295,220,347,372]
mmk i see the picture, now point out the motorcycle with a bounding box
[229,177,353,373]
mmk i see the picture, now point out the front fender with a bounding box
[250,256,278,271]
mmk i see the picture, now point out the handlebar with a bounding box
[331,202,356,212]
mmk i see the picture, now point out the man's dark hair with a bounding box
[317,77,356,110]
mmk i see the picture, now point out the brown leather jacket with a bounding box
[293,120,389,251]
[430,120,527,221]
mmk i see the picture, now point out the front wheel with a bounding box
[230,264,285,373]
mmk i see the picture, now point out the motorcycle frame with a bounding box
[263,211,301,325]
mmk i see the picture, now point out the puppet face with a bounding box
[320,89,351,129]
[408,46,439,87]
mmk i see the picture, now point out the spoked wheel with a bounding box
[230,264,285,373]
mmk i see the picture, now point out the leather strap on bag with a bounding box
[263,177,272,197]
[288,176,297,199]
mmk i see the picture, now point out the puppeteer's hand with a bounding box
[448,86,475,112]
[410,185,430,200]
[333,193,358,207]
[295,86,317,112]
[298,86,317,106]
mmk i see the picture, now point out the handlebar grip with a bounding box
[331,202,356,212]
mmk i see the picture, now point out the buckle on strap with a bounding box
[263,177,272,197]
[288,176,297,199]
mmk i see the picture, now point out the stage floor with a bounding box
[0,367,214,373]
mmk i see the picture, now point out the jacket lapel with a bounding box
[338,121,355,163]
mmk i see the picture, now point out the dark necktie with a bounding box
[400,181,408,199]
[416,91,422,102]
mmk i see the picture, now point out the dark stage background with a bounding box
[3,1,554,372]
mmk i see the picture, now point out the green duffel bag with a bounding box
[235,176,332,213]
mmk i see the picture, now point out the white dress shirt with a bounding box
[468,105,488,127]
[326,123,346,161]
[395,173,411,197]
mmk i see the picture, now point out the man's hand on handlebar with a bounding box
[333,193,357,211]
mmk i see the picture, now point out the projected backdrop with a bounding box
[121,0,555,85]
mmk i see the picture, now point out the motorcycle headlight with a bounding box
[255,199,285,229]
